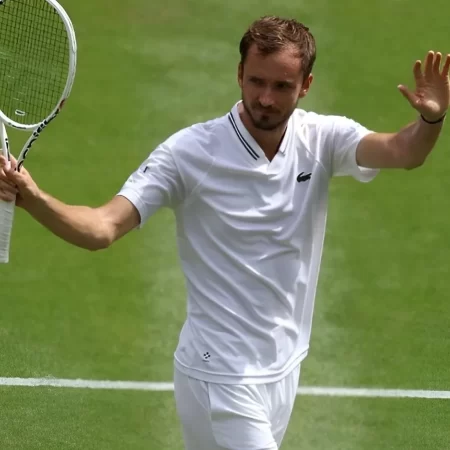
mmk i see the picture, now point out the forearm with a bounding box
[394,115,445,168]
[23,191,112,251]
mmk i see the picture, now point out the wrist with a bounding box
[420,113,446,124]
[21,188,44,211]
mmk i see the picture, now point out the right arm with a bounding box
[0,142,183,251]
[0,155,140,251]
[24,193,140,251]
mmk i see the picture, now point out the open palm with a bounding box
[398,51,450,122]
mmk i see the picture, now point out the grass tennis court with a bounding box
[1,0,449,448]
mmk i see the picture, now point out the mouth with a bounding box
[256,108,277,116]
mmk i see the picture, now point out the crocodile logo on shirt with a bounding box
[297,172,312,183]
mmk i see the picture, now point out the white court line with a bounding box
[0,377,449,399]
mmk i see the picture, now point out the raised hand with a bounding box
[0,154,39,207]
[398,51,450,123]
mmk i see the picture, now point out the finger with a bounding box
[0,152,18,163]
[424,51,434,77]
[0,191,17,202]
[432,52,442,74]
[398,84,420,107]
[0,180,18,195]
[442,53,450,77]
[5,166,31,192]
[0,154,17,171]
[413,60,423,81]
[4,166,23,185]
[0,154,8,169]
[0,152,11,171]
[0,173,17,188]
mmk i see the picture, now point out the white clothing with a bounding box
[118,102,377,384]
[174,364,301,450]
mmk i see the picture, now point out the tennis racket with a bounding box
[0,0,77,263]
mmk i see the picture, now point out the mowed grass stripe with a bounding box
[1,377,449,399]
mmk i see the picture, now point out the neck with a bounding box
[238,103,288,161]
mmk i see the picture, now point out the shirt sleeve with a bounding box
[328,116,379,182]
[117,144,184,227]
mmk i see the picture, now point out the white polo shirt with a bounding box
[118,102,378,384]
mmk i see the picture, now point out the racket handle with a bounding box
[0,199,15,264]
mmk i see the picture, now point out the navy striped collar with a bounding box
[228,111,260,160]
[228,102,291,161]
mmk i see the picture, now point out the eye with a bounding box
[275,82,292,90]
[249,77,264,86]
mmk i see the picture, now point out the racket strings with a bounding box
[0,0,70,125]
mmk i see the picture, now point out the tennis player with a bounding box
[0,16,448,450]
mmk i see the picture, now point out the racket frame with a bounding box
[0,0,77,263]
[0,0,77,169]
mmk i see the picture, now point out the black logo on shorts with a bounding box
[202,352,211,362]
[297,172,312,183]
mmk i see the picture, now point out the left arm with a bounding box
[356,116,444,169]
[356,51,449,170]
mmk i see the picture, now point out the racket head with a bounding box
[0,0,77,130]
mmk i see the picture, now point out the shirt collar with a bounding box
[228,101,292,160]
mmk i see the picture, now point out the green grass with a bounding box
[0,388,181,450]
[1,0,450,448]
[1,389,448,450]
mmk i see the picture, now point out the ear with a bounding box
[238,63,243,89]
[298,74,313,99]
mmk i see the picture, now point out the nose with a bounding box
[258,87,275,108]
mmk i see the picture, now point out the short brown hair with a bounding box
[239,16,317,79]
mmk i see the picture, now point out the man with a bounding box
[0,15,449,450]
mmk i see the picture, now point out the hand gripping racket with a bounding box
[0,0,77,263]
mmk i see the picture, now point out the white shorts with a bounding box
[174,364,301,450]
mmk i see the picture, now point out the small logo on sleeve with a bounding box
[297,172,312,183]
[202,352,211,362]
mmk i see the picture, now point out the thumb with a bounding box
[398,84,420,108]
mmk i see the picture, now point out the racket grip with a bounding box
[0,198,15,264]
